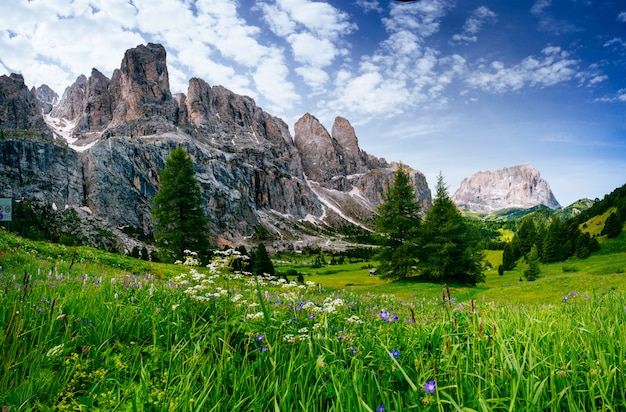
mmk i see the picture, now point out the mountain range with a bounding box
[0,43,562,252]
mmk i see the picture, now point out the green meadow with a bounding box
[1,229,626,411]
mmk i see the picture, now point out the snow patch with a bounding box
[306,179,372,231]
[43,114,97,152]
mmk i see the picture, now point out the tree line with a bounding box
[499,184,626,279]
[375,167,484,285]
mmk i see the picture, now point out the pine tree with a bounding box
[575,232,591,259]
[511,217,536,261]
[253,243,275,277]
[601,212,622,238]
[524,244,541,281]
[374,165,422,280]
[417,173,484,285]
[541,218,563,263]
[152,147,210,263]
[502,242,515,271]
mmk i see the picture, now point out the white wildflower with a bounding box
[246,312,265,320]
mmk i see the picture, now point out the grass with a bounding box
[2,229,626,411]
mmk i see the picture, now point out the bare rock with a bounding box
[452,164,561,212]
[50,74,87,121]
[0,74,48,133]
[35,84,58,114]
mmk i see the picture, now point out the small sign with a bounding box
[0,198,12,222]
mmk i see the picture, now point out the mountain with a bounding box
[0,43,431,251]
[451,164,561,213]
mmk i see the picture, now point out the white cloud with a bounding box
[465,47,579,93]
[531,0,551,15]
[588,75,608,85]
[252,49,300,114]
[593,89,626,103]
[603,37,626,48]
[288,32,337,67]
[385,0,453,39]
[257,0,355,89]
[356,0,383,13]
[618,11,626,22]
[451,6,497,44]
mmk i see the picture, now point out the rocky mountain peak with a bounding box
[2,42,432,250]
[294,113,344,186]
[0,73,48,133]
[35,84,59,114]
[50,74,87,121]
[106,42,178,135]
[331,116,369,175]
[451,164,561,212]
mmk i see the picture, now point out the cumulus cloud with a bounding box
[593,89,626,103]
[618,11,626,22]
[257,0,355,89]
[451,6,497,44]
[356,0,383,13]
[318,0,456,122]
[465,47,580,93]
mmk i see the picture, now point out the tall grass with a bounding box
[1,231,626,411]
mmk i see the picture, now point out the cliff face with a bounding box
[0,43,432,250]
[294,113,430,210]
[451,164,561,212]
[0,74,49,134]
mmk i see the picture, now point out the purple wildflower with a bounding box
[389,349,400,359]
[376,404,385,412]
[424,380,436,393]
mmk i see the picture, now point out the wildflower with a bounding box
[424,380,436,393]
[256,334,264,341]
[562,295,568,302]
[376,404,385,412]
[389,349,400,359]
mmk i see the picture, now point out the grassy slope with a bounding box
[2,228,626,410]
[277,228,626,306]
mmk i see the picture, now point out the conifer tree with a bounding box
[502,242,515,271]
[253,243,275,276]
[417,173,484,285]
[152,147,210,263]
[524,244,541,281]
[601,212,622,238]
[374,165,422,280]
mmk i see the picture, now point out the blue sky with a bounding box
[1,0,625,206]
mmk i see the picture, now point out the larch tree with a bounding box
[151,146,211,263]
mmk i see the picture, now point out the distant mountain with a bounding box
[452,164,561,213]
[0,43,431,251]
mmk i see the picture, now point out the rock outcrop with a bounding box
[0,43,432,250]
[0,74,48,133]
[451,164,561,212]
[35,84,58,114]
[294,113,430,210]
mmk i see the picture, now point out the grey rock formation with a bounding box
[451,164,561,212]
[35,84,59,114]
[50,74,87,121]
[294,113,430,210]
[0,43,432,250]
[0,74,48,133]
